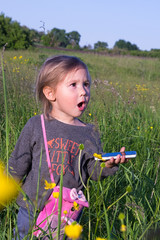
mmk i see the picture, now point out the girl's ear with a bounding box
[43,86,56,101]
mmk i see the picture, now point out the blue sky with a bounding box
[1,0,160,50]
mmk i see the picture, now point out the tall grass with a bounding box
[1,48,160,239]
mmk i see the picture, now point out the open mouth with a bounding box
[77,101,85,111]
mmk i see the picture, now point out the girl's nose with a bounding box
[80,86,86,96]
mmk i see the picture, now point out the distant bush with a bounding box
[129,50,160,58]
[94,41,108,50]
[114,39,139,51]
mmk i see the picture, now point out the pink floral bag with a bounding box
[33,115,89,237]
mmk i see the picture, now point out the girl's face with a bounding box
[51,68,90,125]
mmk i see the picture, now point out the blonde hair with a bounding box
[36,55,91,117]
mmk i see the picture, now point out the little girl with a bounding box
[9,55,127,239]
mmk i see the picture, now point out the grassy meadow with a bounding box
[1,47,160,239]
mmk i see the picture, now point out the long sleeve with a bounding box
[8,116,51,211]
[9,119,33,180]
[86,158,119,180]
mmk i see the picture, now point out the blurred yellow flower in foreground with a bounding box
[65,222,83,239]
[0,165,20,209]
[63,210,68,215]
[52,192,59,199]
[44,180,56,189]
[73,201,79,211]
[96,238,107,240]
[93,153,102,160]
[120,224,127,232]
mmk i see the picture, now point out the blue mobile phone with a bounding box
[94,151,137,161]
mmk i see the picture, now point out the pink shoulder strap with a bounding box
[41,114,54,182]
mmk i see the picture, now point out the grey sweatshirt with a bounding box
[9,115,118,211]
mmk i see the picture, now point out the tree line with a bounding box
[1,13,160,58]
[0,13,139,50]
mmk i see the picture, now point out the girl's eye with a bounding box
[84,81,90,87]
[71,83,76,87]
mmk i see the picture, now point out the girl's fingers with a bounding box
[105,157,115,168]
[115,155,121,164]
[120,147,126,163]
[120,147,125,155]
[105,147,129,168]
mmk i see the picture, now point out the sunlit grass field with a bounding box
[1,48,160,239]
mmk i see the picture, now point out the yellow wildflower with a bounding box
[63,210,68,215]
[93,153,102,160]
[52,192,59,199]
[96,238,107,240]
[150,126,153,130]
[19,56,22,59]
[89,113,92,116]
[65,222,83,239]
[44,180,56,190]
[13,56,17,60]
[23,196,29,207]
[73,201,79,211]
[0,165,20,209]
[135,84,149,91]
[120,224,127,232]
[23,197,27,201]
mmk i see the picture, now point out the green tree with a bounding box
[29,29,44,44]
[94,41,108,50]
[66,31,81,47]
[42,28,69,47]
[114,39,139,50]
[0,13,33,49]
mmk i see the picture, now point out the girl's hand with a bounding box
[105,147,129,168]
